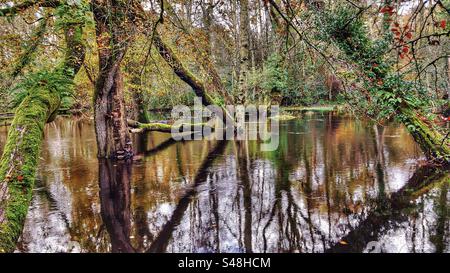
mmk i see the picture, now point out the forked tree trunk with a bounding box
[0,15,85,252]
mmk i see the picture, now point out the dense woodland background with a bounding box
[1,1,449,112]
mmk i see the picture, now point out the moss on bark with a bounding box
[399,107,450,163]
[0,87,60,252]
[0,2,85,252]
[128,119,209,133]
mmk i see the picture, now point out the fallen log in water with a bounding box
[127,119,211,133]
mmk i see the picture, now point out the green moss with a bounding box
[399,107,450,163]
[136,121,209,133]
[283,106,337,112]
[270,114,297,121]
[0,3,85,252]
[0,87,60,252]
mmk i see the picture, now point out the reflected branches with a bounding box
[326,166,449,253]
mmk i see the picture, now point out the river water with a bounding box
[0,112,448,253]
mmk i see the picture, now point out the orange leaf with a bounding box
[339,240,348,245]
[17,175,24,181]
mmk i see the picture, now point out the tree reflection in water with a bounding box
[13,115,449,253]
[98,137,448,253]
[98,159,135,253]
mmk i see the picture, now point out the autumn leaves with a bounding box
[380,3,448,60]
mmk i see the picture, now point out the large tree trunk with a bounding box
[0,6,85,252]
[236,0,251,105]
[94,68,132,159]
[92,1,133,159]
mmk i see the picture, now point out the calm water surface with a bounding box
[0,112,448,253]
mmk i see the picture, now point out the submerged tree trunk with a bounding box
[127,119,209,133]
[92,1,133,159]
[0,8,85,252]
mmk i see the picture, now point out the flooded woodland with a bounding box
[0,0,449,254]
[0,112,446,253]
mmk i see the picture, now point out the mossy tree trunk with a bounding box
[92,1,134,159]
[0,11,85,252]
[399,107,450,163]
[127,119,209,133]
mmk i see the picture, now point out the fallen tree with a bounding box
[127,119,210,134]
[162,0,234,106]
[151,31,235,128]
[0,2,86,252]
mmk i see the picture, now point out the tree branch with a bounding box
[0,0,60,17]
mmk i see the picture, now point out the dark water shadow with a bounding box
[146,140,227,253]
[98,159,136,253]
[326,165,449,253]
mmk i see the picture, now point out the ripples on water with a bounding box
[0,112,448,253]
